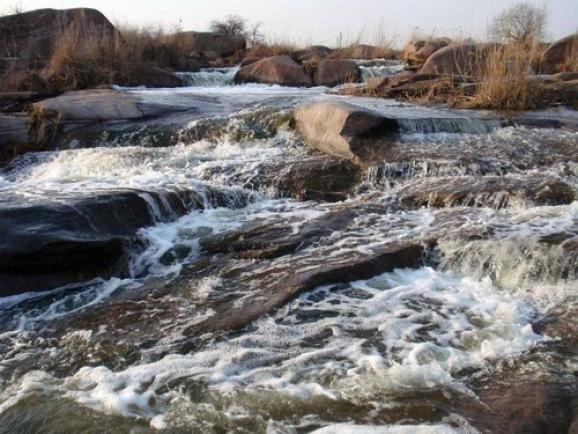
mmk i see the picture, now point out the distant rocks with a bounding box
[404,38,451,68]
[419,43,493,76]
[0,8,118,74]
[235,55,313,87]
[540,34,578,74]
[314,59,361,87]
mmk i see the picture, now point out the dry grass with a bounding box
[0,20,201,92]
[460,43,543,110]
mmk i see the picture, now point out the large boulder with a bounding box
[235,55,312,87]
[0,8,118,74]
[314,59,361,87]
[294,101,398,164]
[420,43,497,76]
[178,31,246,58]
[540,34,578,74]
[115,65,184,88]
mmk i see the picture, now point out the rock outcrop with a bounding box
[314,59,361,87]
[540,34,578,74]
[294,101,399,163]
[235,55,312,87]
[0,8,118,75]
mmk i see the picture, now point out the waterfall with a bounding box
[177,67,239,87]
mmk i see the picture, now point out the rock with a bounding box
[235,55,312,87]
[415,38,452,64]
[0,186,253,296]
[178,31,246,58]
[0,91,55,112]
[363,72,472,99]
[538,79,578,109]
[294,101,398,164]
[404,38,451,66]
[540,34,578,74]
[115,65,184,88]
[0,8,118,73]
[0,114,38,164]
[420,43,498,76]
[403,40,428,65]
[314,59,361,87]
[240,56,261,67]
[336,44,389,60]
[292,45,333,63]
[32,89,190,121]
[462,383,575,434]
[189,238,428,335]
[398,175,576,208]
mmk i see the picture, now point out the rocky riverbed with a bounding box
[0,74,576,433]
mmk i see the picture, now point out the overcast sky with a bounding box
[4,0,578,47]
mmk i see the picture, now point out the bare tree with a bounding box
[488,2,548,44]
[209,15,246,36]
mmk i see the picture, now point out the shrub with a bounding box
[488,2,548,45]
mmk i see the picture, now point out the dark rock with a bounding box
[235,55,312,87]
[314,59,361,87]
[0,91,55,112]
[115,65,184,88]
[0,187,253,296]
[398,175,576,208]
[0,114,38,164]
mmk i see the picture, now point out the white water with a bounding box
[177,67,240,87]
[0,77,576,433]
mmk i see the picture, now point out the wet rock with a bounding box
[314,59,361,87]
[463,383,575,434]
[0,187,252,295]
[188,240,428,335]
[562,237,578,252]
[538,79,578,109]
[32,89,190,121]
[114,65,184,88]
[398,175,576,208]
[294,101,399,164]
[540,34,578,74]
[0,114,38,164]
[235,55,313,87]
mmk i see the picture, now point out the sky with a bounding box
[4,0,578,47]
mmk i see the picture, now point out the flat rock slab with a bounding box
[32,89,197,121]
[0,186,253,296]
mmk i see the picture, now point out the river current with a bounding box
[0,66,576,433]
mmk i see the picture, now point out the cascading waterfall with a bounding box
[0,74,576,433]
[177,67,240,87]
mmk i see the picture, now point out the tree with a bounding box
[210,15,246,36]
[488,2,548,44]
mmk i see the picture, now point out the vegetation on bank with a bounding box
[1,2,577,111]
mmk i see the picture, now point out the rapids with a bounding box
[0,75,577,433]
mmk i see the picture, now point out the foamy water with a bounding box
[0,80,576,433]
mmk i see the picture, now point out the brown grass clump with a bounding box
[460,43,543,110]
